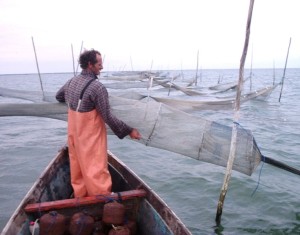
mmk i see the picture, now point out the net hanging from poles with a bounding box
[0,86,261,176]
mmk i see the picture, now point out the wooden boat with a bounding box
[1,146,191,235]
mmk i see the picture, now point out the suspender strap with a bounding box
[80,79,96,100]
[76,79,96,111]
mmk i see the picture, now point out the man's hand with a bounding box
[129,128,141,140]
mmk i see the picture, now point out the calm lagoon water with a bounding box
[0,69,299,234]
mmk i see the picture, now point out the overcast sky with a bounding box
[0,0,299,74]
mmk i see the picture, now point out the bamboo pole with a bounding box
[71,44,76,76]
[31,37,45,101]
[249,43,253,91]
[168,76,174,96]
[75,41,84,75]
[150,59,153,72]
[279,37,292,102]
[215,0,255,226]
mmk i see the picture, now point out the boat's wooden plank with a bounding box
[24,189,146,213]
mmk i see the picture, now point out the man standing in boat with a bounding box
[56,49,141,197]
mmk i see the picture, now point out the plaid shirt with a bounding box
[56,69,132,139]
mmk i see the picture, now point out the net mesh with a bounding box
[0,86,262,176]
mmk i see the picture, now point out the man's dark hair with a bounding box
[79,49,101,69]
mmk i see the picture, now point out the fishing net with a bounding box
[0,86,262,176]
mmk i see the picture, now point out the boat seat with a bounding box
[24,189,146,213]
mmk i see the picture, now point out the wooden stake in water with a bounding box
[75,41,84,75]
[215,0,255,226]
[31,37,45,101]
[168,76,174,96]
[249,43,253,91]
[71,44,76,76]
[279,37,292,102]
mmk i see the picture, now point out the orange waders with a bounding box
[67,108,112,197]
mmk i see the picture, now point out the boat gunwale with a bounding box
[1,146,68,235]
[107,150,192,235]
[1,147,192,235]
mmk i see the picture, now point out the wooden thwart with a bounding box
[25,189,146,213]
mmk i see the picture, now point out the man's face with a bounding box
[90,54,103,75]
